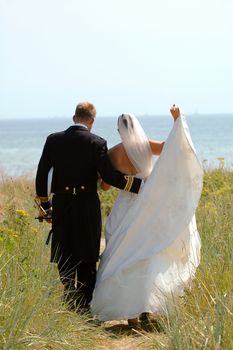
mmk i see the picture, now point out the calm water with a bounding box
[0,114,232,177]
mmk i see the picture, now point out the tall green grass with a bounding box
[0,169,232,349]
[0,177,105,349]
[149,167,233,350]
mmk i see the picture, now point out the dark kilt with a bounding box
[51,192,101,263]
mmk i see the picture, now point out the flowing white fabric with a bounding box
[91,115,203,321]
[118,113,153,178]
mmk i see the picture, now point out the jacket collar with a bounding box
[73,123,88,129]
[66,125,89,132]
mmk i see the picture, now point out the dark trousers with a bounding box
[57,257,96,309]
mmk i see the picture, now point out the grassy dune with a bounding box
[0,169,232,350]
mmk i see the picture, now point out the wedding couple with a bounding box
[35,101,203,326]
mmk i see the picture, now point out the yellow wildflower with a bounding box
[15,209,29,218]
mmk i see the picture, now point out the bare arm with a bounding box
[149,140,165,155]
[149,104,180,156]
[170,104,181,121]
[100,106,181,188]
[100,179,111,191]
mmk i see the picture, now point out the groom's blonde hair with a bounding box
[74,101,96,121]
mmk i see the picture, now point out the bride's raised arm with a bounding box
[170,104,181,121]
[149,140,165,155]
[100,105,181,190]
[149,104,181,156]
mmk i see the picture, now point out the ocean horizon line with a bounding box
[1,112,233,121]
[0,114,232,177]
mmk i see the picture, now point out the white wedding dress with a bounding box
[91,114,203,321]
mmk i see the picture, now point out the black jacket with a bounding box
[35,125,141,262]
[36,125,141,195]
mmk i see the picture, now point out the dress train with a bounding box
[91,116,203,321]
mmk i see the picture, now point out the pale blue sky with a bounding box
[1,0,233,118]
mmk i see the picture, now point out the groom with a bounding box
[35,101,142,312]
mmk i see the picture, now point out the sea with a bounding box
[0,114,233,178]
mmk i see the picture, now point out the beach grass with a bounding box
[0,168,232,349]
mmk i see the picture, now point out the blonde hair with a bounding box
[74,101,96,120]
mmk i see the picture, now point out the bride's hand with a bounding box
[101,180,111,191]
[170,104,180,121]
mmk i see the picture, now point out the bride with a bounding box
[91,105,203,326]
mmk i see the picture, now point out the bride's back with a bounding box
[108,139,164,175]
[101,112,164,190]
[108,143,137,175]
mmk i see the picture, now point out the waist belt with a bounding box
[55,185,97,195]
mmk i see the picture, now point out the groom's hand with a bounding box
[36,207,52,223]
[35,196,52,223]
